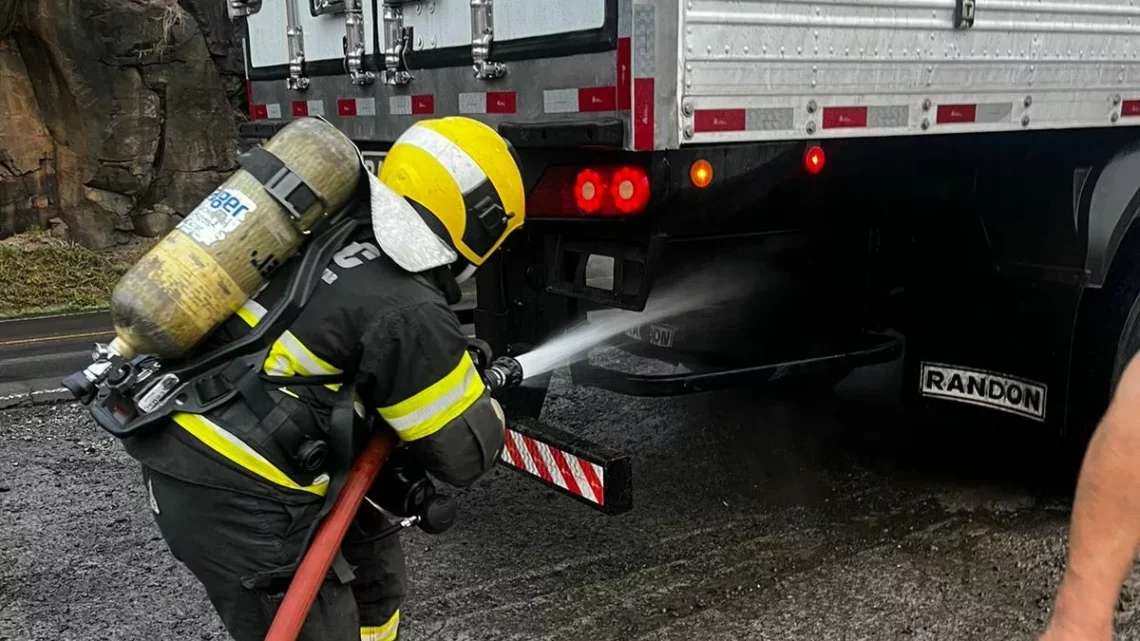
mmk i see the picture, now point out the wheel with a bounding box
[1061,235,1140,482]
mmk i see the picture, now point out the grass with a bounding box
[0,229,156,319]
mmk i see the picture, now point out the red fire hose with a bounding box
[263,429,399,641]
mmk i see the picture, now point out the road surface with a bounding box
[2,351,1138,641]
[0,282,476,389]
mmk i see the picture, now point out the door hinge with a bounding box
[471,0,506,80]
[953,0,975,29]
[285,0,310,90]
[380,2,414,86]
[344,0,376,85]
[227,0,262,19]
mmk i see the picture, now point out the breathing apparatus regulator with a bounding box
[62,114,529,442]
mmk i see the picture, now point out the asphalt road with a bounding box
[2,350,1138,641]
[0,312,114,384]
[0,282,477,387]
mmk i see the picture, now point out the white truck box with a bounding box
[241,0,1140,150]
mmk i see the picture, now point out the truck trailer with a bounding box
[233,0,1140,514]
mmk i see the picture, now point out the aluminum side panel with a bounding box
[679,0,1140,142]
[494,0,607,40]
[247,52,621,143]
[246,0,377,69]
[633,0,681,150]
[400,0,609,52]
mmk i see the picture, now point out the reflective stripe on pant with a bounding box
[361,610,400,641]
[143,466,407,641]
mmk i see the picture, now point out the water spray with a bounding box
[479,257,760,390]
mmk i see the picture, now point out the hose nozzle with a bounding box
[483,356,524,391]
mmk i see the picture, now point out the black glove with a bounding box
[367,446,436,518]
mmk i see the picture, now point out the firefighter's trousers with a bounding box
[142,466,406,641]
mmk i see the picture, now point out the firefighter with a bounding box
[121,116,525,641]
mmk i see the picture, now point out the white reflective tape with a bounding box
[241,298,269,322]
[509,430,539,477]
[390,95,412,116]
[500,440,516,466]
[458,92,487,114]
[543,89,579,114]
[276,331,342,376]
[382,365,477,435]
[566,455,600,504]
[306,99,326,117]
[534,440,568,492]
[392,125,487,194]
[265,353,291,377]
[266,103,283,119]
[356,97,377,117]
[182,414,330,492]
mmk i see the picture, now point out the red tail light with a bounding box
[528,165,651,217]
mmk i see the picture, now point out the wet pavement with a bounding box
[2,354,1139,641]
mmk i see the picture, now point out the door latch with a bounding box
[471,0,506,80]
[954,0,975,29]
[380,2,414,86]
[344,0,376,85]
[285,0,310,90]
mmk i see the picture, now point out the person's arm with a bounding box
[1041,353,1140,641]
[358,297,505,488]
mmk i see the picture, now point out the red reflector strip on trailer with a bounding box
[935,102,1013,124]
[822,106,868,129]
[291,99,326,118]
[543,87,618,114]
[692,108,796,134]
[617,37,632,111]
[498,421,632,515]
[250,103,281,120]
[336,97,375,118]
[631,1,657,150]
[389,95,435,116]
[694,109,746,132]
[1122,99,1140,117]
[458,91,517,114]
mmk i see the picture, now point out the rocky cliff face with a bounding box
[0,0,244,249]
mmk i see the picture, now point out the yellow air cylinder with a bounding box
[107,117,362,361]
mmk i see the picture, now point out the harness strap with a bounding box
[238,146,322,221]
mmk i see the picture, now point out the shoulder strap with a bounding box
[102,215,362,438]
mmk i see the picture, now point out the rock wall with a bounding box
[0,0,244,249]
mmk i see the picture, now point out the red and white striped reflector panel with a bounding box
[498,422,632,515]
[692,108,795,133]
[821,105,910,129]
[543,87,619,114]
[250,103,282,121]
[336,97,377,118]
[389,95,435,116]
[291,99,326,118]
[935,103,1013,125]
[459,91,517,115]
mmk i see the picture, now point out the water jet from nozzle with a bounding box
[507,262,757,382]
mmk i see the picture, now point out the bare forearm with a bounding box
[1050,393,1140,635]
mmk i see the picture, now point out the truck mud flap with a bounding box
[498,417,633,516]
[571,331,903,397]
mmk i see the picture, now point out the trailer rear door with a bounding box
[243,0,629,145]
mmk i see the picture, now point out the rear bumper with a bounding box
[571,331,902,396]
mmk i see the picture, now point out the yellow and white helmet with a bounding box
[369,117,525,278]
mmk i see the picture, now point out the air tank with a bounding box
[106,116,362,361]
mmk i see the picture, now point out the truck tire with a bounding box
[1062,229,1140,480]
